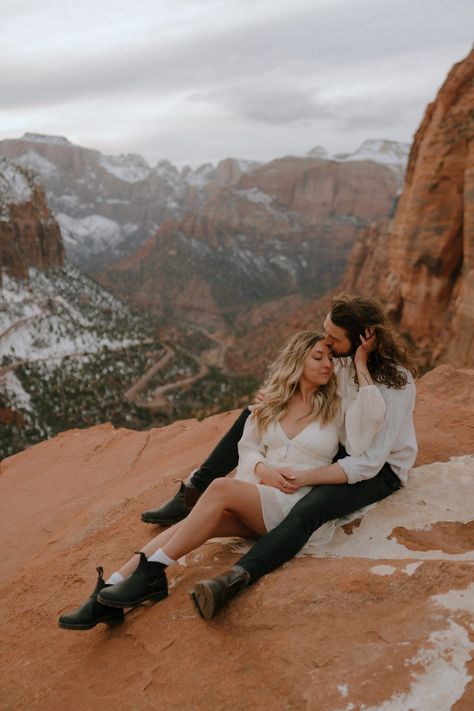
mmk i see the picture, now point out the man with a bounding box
[142,295,417,618]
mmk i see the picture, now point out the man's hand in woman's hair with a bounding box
[255,462,299,493]
[354,327,376,370]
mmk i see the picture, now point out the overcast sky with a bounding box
[1,0,472,167]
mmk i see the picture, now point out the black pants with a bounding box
[191,408,401,582]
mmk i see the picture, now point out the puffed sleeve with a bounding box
[235,415,266,484]
[343,385,386,456]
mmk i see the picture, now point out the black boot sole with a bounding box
[97,589,168,609]
[58,615,124,630]
[189,581,219,620]
[140,514,188,525]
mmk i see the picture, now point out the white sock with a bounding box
[105,571,125,585]
[148,548,176,566]
[185,469,199,486]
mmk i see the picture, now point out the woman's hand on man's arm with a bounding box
[255,462,299,493]
[290,463,348,486]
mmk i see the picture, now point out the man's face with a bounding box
[323,313,353,357]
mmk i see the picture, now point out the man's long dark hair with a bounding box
[330,295,417,388]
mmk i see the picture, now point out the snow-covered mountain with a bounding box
[0,134,260,271]
[306,139,410,179]
[0,265,147,365]
[0,264,166,457]
[0,157,34,209]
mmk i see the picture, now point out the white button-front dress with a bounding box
[235,381,386,537]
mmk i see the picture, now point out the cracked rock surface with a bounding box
[0,366,473,710]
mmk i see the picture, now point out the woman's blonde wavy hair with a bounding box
[252,331,340,433]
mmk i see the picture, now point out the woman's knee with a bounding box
[204,477,235,500]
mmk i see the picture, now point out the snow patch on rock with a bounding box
[14,150,58,179]
[0,158,34,208]
[302,455,474,561]
[2,372,32,411]
[334,139,410,167]
[56,213,127,252]
[20,133,71,145]
[235,187,274,207]
[98,154,151,183]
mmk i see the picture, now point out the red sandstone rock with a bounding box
[238,155,399,223]
[343,49,474,368]
[100,157,398,328]
[0,159,64,281]
[0,366,473,710]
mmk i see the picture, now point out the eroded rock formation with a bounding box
[0,158,64,282]
[343,49,474,368]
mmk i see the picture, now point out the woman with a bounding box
[59,330,384,630]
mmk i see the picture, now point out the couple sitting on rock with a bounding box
[59,294,417,630]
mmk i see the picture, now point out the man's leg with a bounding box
[141,408,251,524]
[189,464,401,618]
[237,463,401,581]
[189,408,251,491]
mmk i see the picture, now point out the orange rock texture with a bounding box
[343,49,474,368]
[1,366,473,710]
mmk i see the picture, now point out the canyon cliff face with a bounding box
[0,158,64,282]
[101,157,399,327]
[343,49,474,368]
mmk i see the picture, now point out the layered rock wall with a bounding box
[343,49,474,367]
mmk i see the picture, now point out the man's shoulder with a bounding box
[378,370,416,402]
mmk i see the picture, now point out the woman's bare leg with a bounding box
[162,478,266,560]
[117,479,264,578]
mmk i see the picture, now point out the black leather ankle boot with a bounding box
[141,481,202,525]
[97,552,168,608]
[189,566,251,620]
[58,567,125,630]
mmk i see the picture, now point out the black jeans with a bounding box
[190,408,251,491]
[191,408,401,583]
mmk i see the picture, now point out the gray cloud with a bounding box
[1,0,472,111]
[0,0,472,163]
[192,84,333,125]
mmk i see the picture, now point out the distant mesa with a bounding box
[20,133,72,146]
[306,145,330,159]
[307,139,410,173]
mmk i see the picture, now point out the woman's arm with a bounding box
[235,416,266,483]
[255,461,300,493]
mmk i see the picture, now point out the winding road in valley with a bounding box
[124,328,231,411]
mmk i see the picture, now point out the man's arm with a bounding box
[290,379,416,486]
[292,462,348,485]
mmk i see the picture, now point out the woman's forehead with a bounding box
[310,341,330,354]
